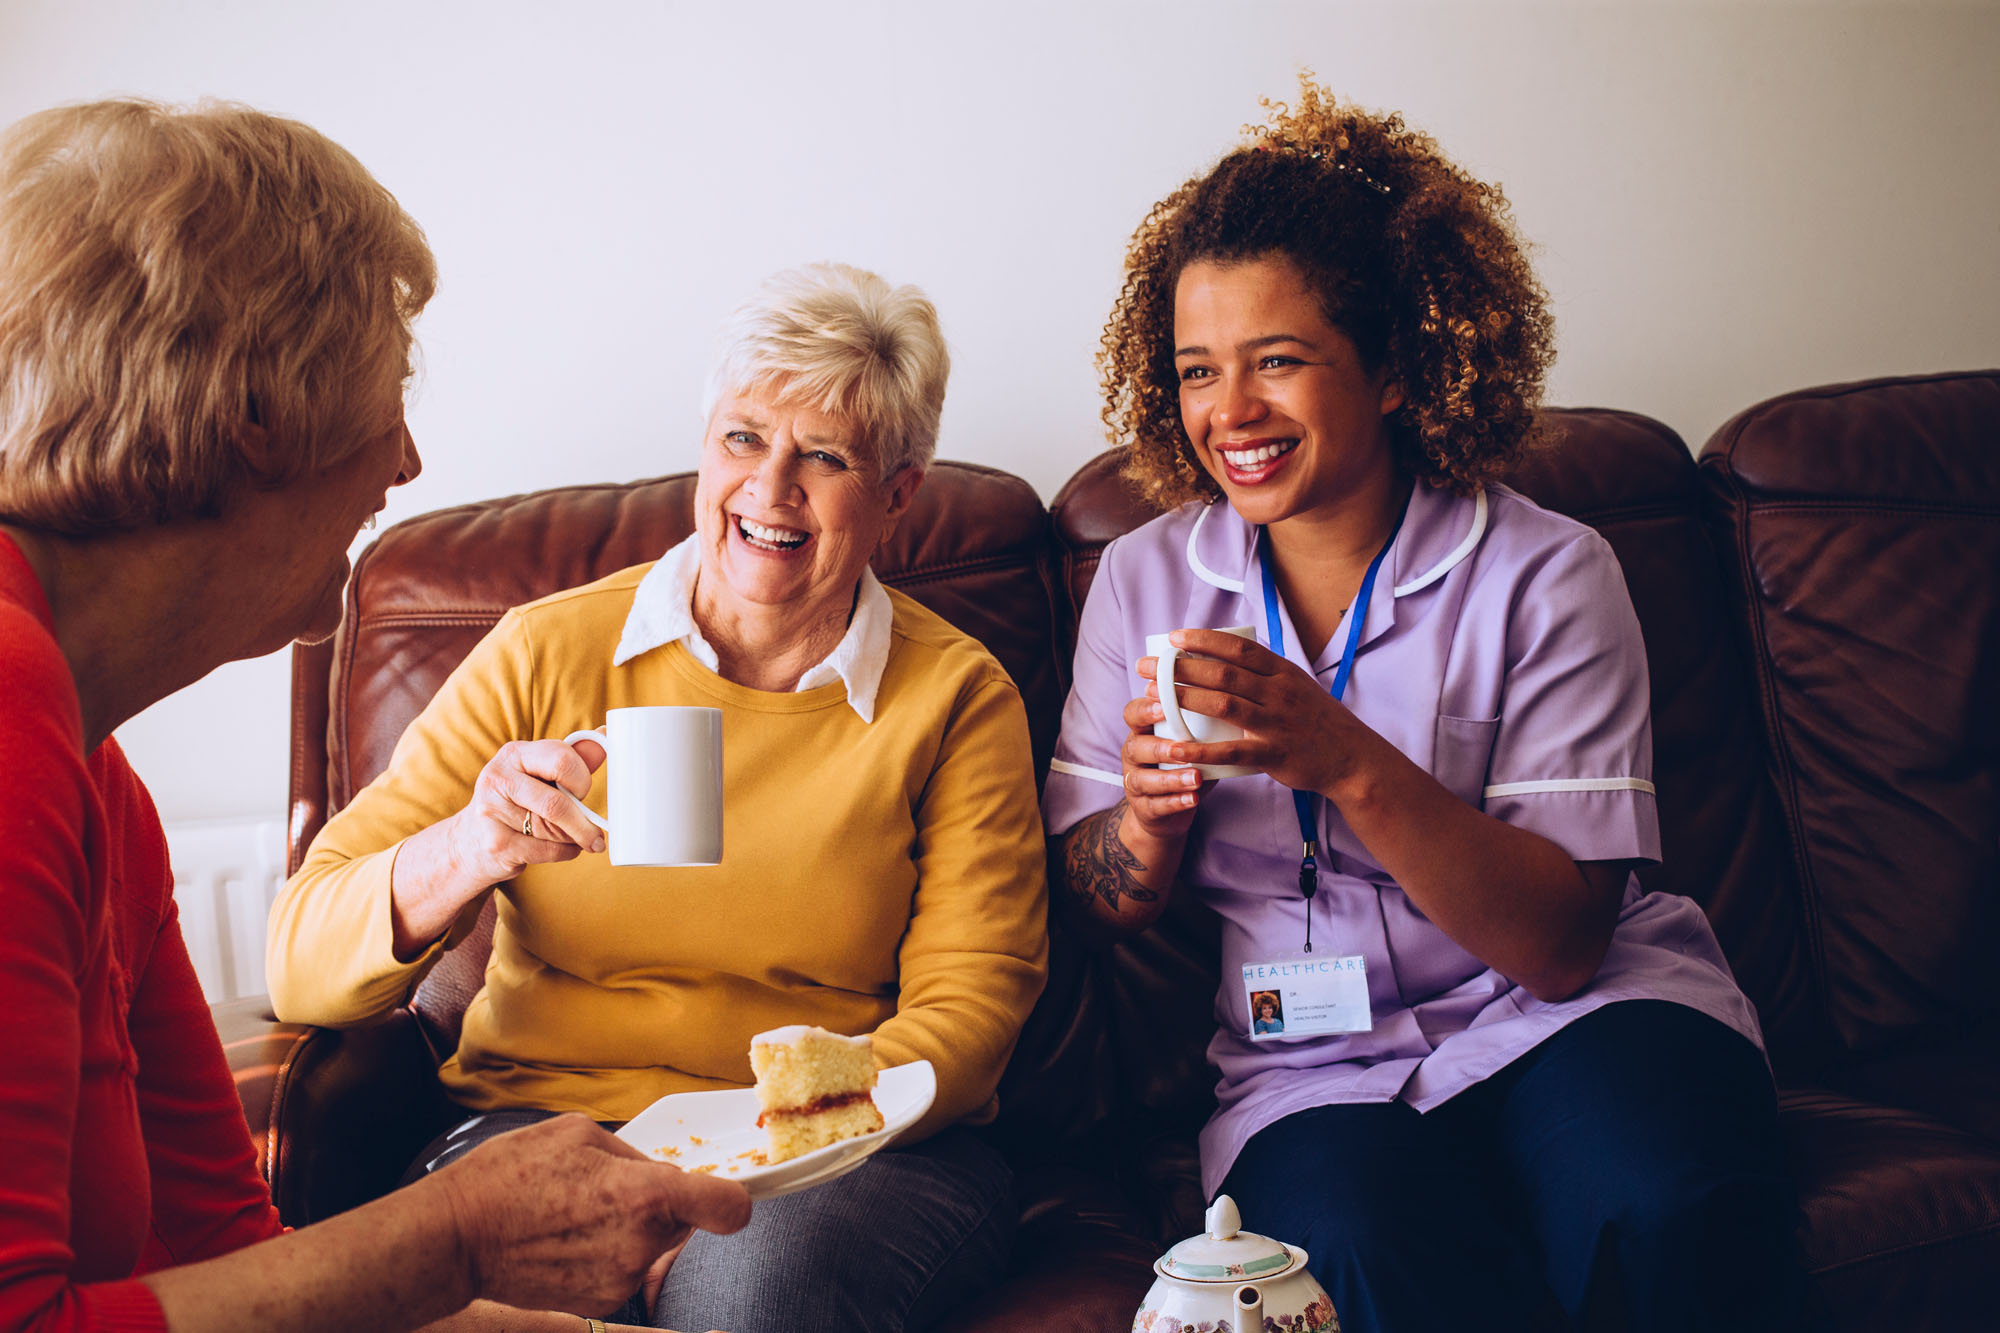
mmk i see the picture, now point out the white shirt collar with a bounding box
[612,535,893,723]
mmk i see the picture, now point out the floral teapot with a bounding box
[1132,1195,1339,1333]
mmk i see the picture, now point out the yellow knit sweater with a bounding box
[267,564,1048,1139]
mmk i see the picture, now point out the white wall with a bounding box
[4,0,1997,828]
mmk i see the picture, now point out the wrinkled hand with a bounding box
[443,738,608,889]
[1139,628,1375,800]
[431,1114,751,1318]
[388,737,612,958]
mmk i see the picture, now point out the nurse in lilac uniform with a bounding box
[1045,83,1802,1332]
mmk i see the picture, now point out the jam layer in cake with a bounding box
[749,1025,885,1163]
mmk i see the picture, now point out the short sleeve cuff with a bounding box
[1483,783,1660,864]
[1041,764,1124,837]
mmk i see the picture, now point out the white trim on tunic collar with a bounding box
[611,534,890,723]
[1185,503,1245,593]
[1180,485,1488,598]
[1394,487,1487,596]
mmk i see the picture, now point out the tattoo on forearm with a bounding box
[1064,799,1160,915]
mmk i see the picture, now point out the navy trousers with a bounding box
[1218,1000,1805,1333]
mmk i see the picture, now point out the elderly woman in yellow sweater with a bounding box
[267,262,1049,1333]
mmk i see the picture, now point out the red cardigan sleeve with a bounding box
[95,754,285,1270]
[0,600,164,1330]
[1,549,276,1332]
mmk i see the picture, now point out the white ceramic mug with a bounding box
[561,706,723,866]
[1147,626,1258,781]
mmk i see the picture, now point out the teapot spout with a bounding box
[1234,1283,1263,1331]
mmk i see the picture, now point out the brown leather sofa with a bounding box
[217,369,2000,1331]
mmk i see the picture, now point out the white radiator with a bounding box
[166,817,289,1004]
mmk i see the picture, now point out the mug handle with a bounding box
[560,728,612,834]
[1155,645,1194,744]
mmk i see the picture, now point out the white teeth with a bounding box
[1219,440,1298,466]
[738,517,808,548]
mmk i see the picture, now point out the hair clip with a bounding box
[1333,160,1392,196]
[1258,137,1392,195]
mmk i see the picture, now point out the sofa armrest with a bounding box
[214,995,458,1226]
[212,994,314,1176]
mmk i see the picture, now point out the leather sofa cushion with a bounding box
[1781,1084,2000,1328]
[1700,372,2000,1058]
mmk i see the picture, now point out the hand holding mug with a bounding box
[1113,625,1257,844]
[562,706,723,867]
[453,738,609,883]
[1141,627,1377,800]
[389,710,721,958]
[1146,626,1259,780]
[1117,691,1210,844]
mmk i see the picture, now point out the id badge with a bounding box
[1243,955,1373,1040]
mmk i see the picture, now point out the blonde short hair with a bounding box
[701,262,948,476]
[0,99,436,534]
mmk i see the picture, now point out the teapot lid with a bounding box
[1157,1196,1304,1283]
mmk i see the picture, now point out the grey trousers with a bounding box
[407,1108,1016,1332]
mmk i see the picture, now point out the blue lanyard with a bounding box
[1257,505,1404,951]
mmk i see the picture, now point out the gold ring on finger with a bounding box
[522,810,534,837]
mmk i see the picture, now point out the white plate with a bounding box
[616,1060,936,1201]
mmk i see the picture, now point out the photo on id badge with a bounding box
[1243,955,1373,1040]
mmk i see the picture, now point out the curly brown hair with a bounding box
[1100,77,1555,508]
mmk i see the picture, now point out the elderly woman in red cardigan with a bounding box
[0,97,746,1333]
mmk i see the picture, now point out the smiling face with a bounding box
[694,384,922,640]
[1173,255,1404,536]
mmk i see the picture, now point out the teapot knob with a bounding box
[1204,1194,1242,1239]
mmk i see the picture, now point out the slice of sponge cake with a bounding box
[749,1025,885,1164]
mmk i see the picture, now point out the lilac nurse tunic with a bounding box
[1042,481,1765,1198]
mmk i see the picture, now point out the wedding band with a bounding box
[521,810,534,837]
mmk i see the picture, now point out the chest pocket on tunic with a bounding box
[1432,714,1500,807]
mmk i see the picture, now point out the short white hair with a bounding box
[701,262,948,475]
